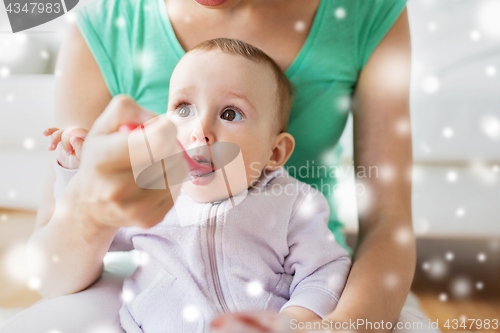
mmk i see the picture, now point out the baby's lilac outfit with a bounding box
[53,157,351,333]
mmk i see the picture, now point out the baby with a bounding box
[44,38,351,332]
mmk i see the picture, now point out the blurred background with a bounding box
[0,0,499,330]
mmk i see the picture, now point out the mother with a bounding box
[16,0,426,332]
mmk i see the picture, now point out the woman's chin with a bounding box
[193,0,240,9]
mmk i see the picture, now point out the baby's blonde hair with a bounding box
[189,38,295,133]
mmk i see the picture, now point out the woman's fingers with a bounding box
[91,112,185,179]
[210,312,291,333]
[88,95,156,136]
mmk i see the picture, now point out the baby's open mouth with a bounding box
[188,155,214,179]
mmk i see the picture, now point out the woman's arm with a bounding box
[325,7,414,331]
[35,22,112,230]
[29,21,114,298]
[30,20,185,299]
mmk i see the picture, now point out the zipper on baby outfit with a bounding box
[206,202,230,314]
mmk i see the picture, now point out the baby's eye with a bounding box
[220,108,243,122]
[175,105,195,118]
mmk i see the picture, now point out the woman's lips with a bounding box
[193,0,229,7]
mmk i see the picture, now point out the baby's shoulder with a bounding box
[250,167,328,211]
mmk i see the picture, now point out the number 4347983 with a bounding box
[444,319,498,330]
[5,3,61,14]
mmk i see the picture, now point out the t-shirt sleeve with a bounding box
[74,0,135,96]
[356,0,408,70]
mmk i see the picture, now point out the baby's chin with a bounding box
[181,168,253,204]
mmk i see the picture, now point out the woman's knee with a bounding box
[0,268,127,333]
[391,307,441,333]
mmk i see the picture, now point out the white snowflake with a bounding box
[422,75,440,94]
[485,65,497,77]
[336,95,351,113]
[28,277,41,290]
[246,280,264,297]
[442,127,454,138]
[451,277,472,299]
[383,273,399,290]
[294,21,306,32]
[65,12,76,23]
[395,118,411,136]
[4,243,30,282]
[121,289,135,304]
[40,50,49,59]
[182,305,201,322]
[394,226,413,246]
[439,293,447,302]
[379,164,395,183]
[445,252,454,261]
[425,258,448,280]
[477,252,487,262]
[455,208,465,218]
[476,0,500,37]
[479,114,500,140]
[23,137,36,150]
[446,170,458,183]
[0,66,10,78]
[334,7,346,20]
[115,17,126,28]
[414,217,429,235]
[469,30,481,41]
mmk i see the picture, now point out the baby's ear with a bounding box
[265,132,295,171]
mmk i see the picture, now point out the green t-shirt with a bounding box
[75,0,407,254]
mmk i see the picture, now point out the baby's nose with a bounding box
[190,125,214,144]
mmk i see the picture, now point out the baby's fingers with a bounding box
[48,129,64,150]
[61,127,88,154]
[70,137,84,160]
[43,127,59,137]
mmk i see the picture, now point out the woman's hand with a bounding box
[210,311,293,333]
[60,94,188,234]
[44,126,88,169]
[209,308,325,333]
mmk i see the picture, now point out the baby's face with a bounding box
[167,50,279,202]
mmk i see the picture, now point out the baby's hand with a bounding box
[43,127,88,170]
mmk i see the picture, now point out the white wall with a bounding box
[330,0,500,236]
